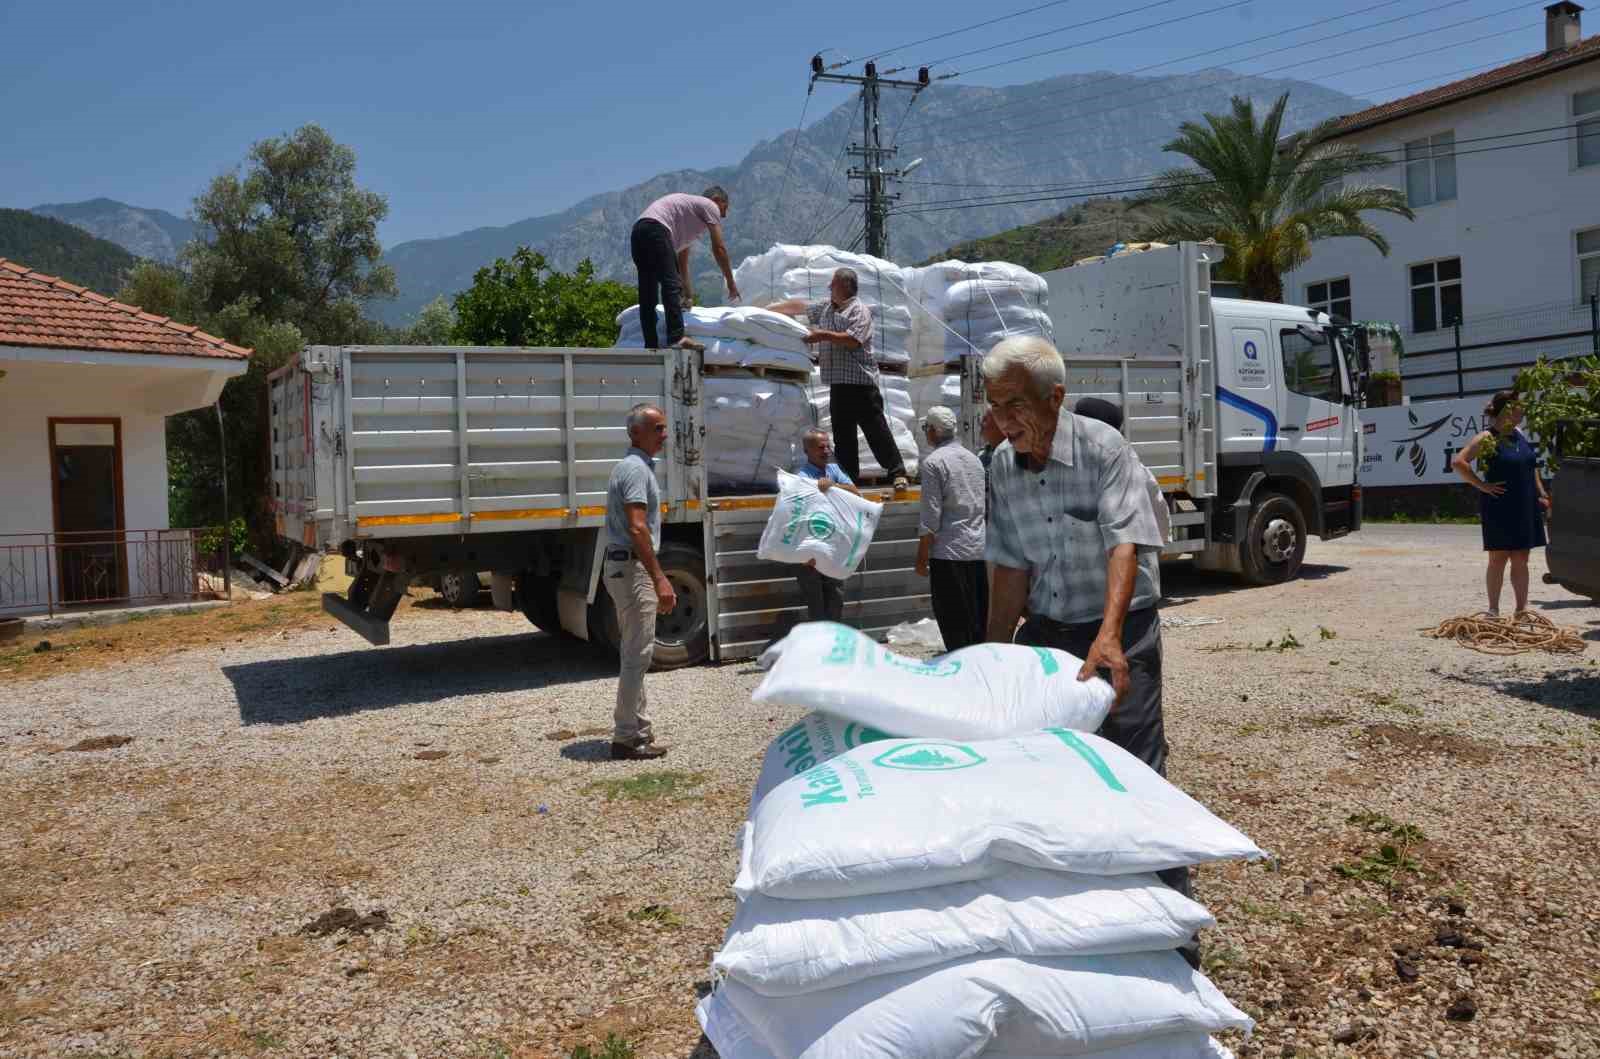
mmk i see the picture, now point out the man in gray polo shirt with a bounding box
[914,406,988,651]
[602,403,676,761]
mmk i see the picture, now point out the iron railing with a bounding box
[1402,294,1600,398]
[0,528,228,617]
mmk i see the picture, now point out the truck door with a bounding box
[1274,323,1344,485]
[1219,325,1280,457]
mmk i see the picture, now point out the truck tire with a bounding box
[1239,493,1307,585]
[439,571,482,609]
[515,572,563,634]
[587,543,710,669]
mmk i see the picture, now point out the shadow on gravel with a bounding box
[1438,665,1600,719]
[1160,561,1350,600]
[223,631,612,725]
[558,738,614,762]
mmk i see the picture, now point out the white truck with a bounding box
[270,242,1362,665]
[1034,241,1363,583]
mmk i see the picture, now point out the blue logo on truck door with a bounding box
[1243,340,1258,360]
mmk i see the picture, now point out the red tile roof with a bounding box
[1326,34,1600,138]
[0,258,251,360]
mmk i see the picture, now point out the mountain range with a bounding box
[26,70,1366,324]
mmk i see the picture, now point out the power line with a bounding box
[775,86,815,219]
[805,116,858,241]
[842,0,1081,66]
[973,46,1537,177]
[916,0,1190,68]
[890,126,1600,215]
[898,6,1533,151]
[898,0,1428,135]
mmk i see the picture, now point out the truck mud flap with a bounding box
[323,592,392,646]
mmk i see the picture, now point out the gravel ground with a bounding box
[2,524,1597,1059]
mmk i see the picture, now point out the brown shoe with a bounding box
[669,337,705,352]
[610,740,670,761]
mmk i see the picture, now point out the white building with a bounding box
[1283,2,1600,397]
[0,258,249,615]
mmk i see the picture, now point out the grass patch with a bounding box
[1337,811,1426,886]
[1364,692,1422,717]
[586,770,706,802]
[626,903,683,928]
[571,1036,637,1059]
[1319,626,1337,640]
[1200,945,1243,976]
[1254,631,1303,652]
[1235,723,1266,737]
[248,1032,283,1050]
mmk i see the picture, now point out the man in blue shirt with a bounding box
[793,428,861,623]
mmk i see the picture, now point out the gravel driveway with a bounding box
[2,524,1597,1059]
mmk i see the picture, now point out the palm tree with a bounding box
[1140,92,1414,303]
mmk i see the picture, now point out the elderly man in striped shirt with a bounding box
[767,268,909,494]
[981,335,1197,967]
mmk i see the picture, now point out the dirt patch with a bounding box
[64,735,134,752]
[1364,723,1497,763]
[297,907,391,937]
[413,750,449,761]
[544,726,611,741]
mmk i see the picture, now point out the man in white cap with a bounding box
[914,405,988,650]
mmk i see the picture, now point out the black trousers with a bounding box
[630,219,682,348]
[929,558,988,652]
[1014,606,1196,932]
[829,383,906,483]
[795,564,844,623]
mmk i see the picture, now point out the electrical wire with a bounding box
[898,6,1534,150]
[888,126,1600,215]
[805,111,859,241]
[915,0,1190,69]
[845,0,1081,66]
[898,0,1435,135]
[775,87,815,218]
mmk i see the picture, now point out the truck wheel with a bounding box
[1240,493,1307,585]
[439,571,482,609]
[587,543,710,669]
[515,572,562,634]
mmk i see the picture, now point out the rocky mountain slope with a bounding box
[30,197,196,265]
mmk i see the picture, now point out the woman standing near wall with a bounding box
[1450,391,1551,617]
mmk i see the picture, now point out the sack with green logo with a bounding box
[697,950,1250,1059]
[756,469,882,580]
[734,729,1262,901]
[747,712,895,819]
[754,622,1113,739]
[713,863,1214,997]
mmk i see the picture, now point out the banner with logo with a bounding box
[1359,396,1496,487]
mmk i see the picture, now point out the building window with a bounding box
[1577,88,1600,168]
[1409,258,1462,333]
[1404,131,1457,206]
[1280,329,1340,404]
[1580,227,1600,301]
[1306,278,1352,320]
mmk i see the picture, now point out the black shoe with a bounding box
[610,740,669,761]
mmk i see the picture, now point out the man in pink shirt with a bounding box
[631,187,740,350]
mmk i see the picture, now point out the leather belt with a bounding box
[605,547,635,562]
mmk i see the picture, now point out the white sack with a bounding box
[704,375,815,493]
[714,864,1216,997]
[699,951,1251,1059]
[753,623,1113,741]
[615,304,812,355]
[755,470,882,580]
[699,338,813,375]
[735,728,1263,900]
[745,712,891,819]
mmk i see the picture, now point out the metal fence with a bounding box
[1401,295,1600,399]
[0,528,228,618]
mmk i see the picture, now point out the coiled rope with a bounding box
[1425,611,1588,655]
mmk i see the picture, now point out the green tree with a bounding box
[452,248,633,347]
[396,295,457,345]
[1140,93,1414,302]
[120,124,395,546]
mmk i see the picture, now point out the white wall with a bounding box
[0,359,216,608]
[1283,61,1600,394]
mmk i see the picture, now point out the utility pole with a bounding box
[811,56,929,259]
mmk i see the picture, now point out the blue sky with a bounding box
[0,0,1545,245]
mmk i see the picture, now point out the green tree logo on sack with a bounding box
[872,742,986,772]
[780,496,837,547]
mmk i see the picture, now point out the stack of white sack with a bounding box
[703,373,816,494]
[807,368,920,481]
[699,622,1263,1059]
[614,304,814,374]
[909,259,1053,368]
[734,245,917,371]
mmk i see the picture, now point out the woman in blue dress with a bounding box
[1450,391,1551,617]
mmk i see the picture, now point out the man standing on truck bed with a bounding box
[980,336,1197,966]
[767,269,909,494]
[631,187,740,351]
[603,403,676,761]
